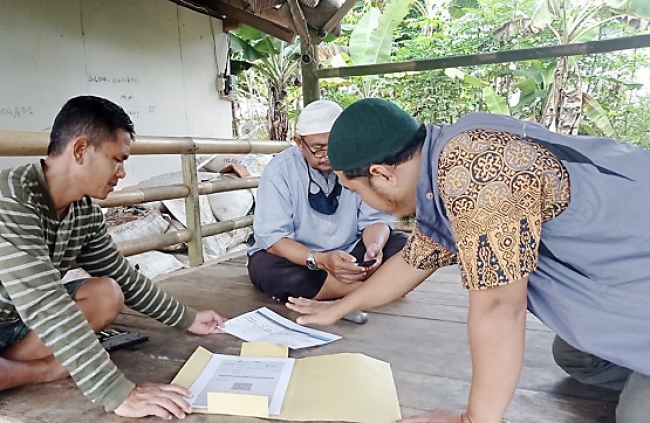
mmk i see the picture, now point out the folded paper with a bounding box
[173,346,402,422]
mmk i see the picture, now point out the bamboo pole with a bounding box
[0,132,290,156]
[182,154,204,266]
[116,215,254,257]
[97,177,260,208]
[301,42,321,105]
[201,216,254,237]
[97,185,190,208]
[317,33,650,79]
[197,177,260,195]
[118,228,192,257]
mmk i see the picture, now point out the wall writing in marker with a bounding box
[0,106,34,119]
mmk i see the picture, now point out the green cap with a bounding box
[329,98,420,171]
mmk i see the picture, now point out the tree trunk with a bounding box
[543,56,569,133]
[267,80,289,141]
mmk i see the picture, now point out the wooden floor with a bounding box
[0,256,618,423]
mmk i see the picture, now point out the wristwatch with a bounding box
[306,250,318,270]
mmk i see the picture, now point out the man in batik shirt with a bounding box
[287,98,650,423]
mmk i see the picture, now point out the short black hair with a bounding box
[342,124,426,179]
[48,96,135,156]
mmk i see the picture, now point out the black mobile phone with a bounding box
[357,259,377,267]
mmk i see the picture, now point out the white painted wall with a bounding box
[0,0,232,187]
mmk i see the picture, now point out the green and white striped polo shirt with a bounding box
[0,162,196,411]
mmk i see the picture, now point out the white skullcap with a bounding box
[296,100,343,136]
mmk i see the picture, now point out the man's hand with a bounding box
[187,310,226,335]
[114,383,192,419]
[362,242,384,277]
[286,297,346,325]
[317,250,367,284]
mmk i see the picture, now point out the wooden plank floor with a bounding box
[0,257,618,423]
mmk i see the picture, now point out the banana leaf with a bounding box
[483,86,511,116]
[582,92,616,138]
[368,0,414,65]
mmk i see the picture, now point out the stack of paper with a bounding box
[222,307,341,349]
[188,352,294,417]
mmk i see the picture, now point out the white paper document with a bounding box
[223,307,341,349]
[188,354,295,415]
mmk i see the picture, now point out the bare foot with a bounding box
[0,355,69,391]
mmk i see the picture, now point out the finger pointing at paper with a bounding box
[286,297,346,326]
[187,310,227,335]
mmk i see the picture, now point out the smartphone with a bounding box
[357,259,377,267]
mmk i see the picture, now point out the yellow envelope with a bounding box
[240,341,288,358]
[278,353,401,423]
[173,346,402,423]
[208,392,268,418]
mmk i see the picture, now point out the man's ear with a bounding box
[293,134,302,147]
[72,138,91,164]
[368,164,397,185]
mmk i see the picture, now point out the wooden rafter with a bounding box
[170,0,348,42]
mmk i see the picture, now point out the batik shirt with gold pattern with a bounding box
[403,129,570,290]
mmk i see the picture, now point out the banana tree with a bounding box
[230,26,302,141]
[523,0,650,135]
[444,60,555,119]
[324,0,414,98]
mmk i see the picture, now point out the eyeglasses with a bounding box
[300,136,328,159]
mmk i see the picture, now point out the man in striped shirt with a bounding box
[0,96,226,419]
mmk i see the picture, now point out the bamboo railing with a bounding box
[0,131,290,266]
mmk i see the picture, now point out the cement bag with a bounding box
[240,153,274,176]
[127,251,187,279]
[225,227,253,251]
[198,154,245,173]
[205,174,254,221]
[107,208,170,244]
[164,198,226,260]
[132,172,231,260]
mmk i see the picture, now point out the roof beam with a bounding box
[177,0,296,42]
[322,0,355,36]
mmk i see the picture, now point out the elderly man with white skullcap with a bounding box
[247,100,407,322]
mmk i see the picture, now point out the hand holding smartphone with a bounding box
[357,259,377,267]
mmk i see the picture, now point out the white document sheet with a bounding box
[188,354,295,415]
[223,307,341,349]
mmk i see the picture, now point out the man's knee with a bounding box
[248,252,323,301]
[255,269,322,302]
[616,372,650,423]
[382,231,408,259]
[552,336,589,376]
[95,277,124,317]
[74,277,124,324]
[553,336,630,390]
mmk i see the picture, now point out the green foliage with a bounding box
[238,0,650,145]
[323,0,414,98]
[229,25,303,140]
[605,0,650,20]
[611,94,650,148]
[448,0,481,18]
[374,0,649,138]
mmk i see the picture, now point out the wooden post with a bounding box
[181,153,204,266]
[285,0,320,106]
[301,41,320,105]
